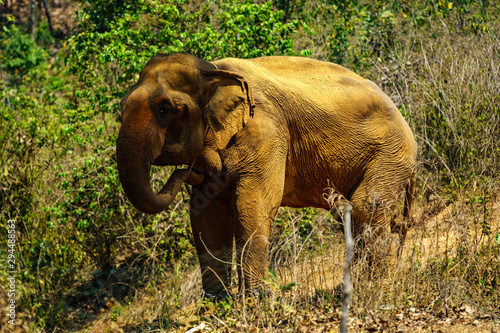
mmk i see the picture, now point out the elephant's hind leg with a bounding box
[349,171,408,268]
[190,184,234,297]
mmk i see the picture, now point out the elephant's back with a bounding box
[248,56,364,82]
[214,57,392,117]
[214,56,416,159]
[214,56,365,90]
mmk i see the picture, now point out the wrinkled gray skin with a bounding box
[116,53,417,296]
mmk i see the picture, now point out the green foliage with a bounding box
[53,145,124,268]
[0,68,88,328]
[276,0,396,67]
[0,25,46,78]
[77,0,140,33]
[396,0,495,34]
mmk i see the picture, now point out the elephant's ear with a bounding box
[202,70,255,150]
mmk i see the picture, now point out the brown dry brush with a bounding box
[346,20,500,325]
[375,24,500,181]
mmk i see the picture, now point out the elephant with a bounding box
[116,52,417,297]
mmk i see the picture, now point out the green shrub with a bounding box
[396,0,496,34]
[0,25,46,79]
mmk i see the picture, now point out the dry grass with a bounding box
[71,180,500,332]
[373,24,500,181]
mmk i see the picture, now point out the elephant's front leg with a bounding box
[190,183,233,296]
[233,174,284,293]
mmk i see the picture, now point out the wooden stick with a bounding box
[341,204,353,333]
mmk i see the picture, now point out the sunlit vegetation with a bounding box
[0,0,499,331]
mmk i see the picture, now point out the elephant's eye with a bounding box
[157,99,174,115]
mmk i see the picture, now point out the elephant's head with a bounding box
[116,53,255,214]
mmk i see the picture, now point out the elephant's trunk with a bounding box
[116,86,204,214]
[116,133,191,214]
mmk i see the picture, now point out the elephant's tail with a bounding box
[391,169,416,253]
[402,170,416,243]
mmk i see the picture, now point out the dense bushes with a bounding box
[0,0,499,330]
